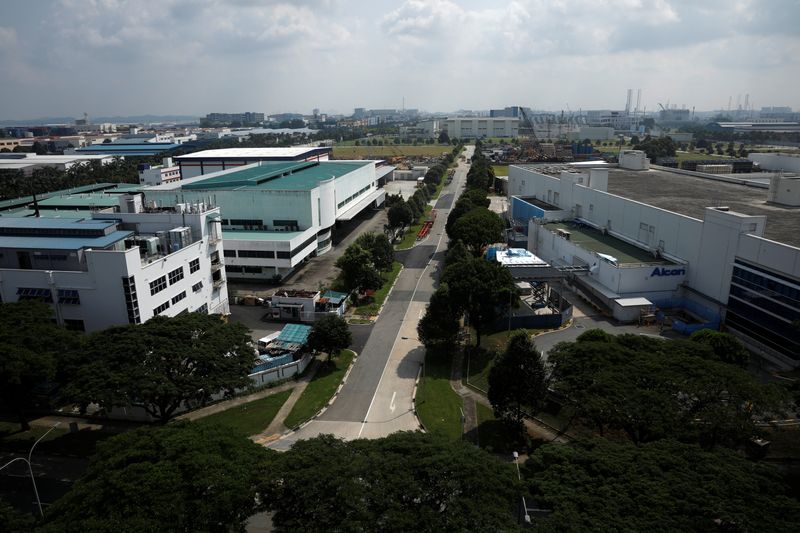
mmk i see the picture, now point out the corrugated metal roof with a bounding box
[0,230,132,250]
[181,161,370,191]
[277,323,312,344]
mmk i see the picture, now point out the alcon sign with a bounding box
[651,267,686,277]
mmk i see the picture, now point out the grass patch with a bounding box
[354,261,402,315]
[475,402,518,454]
[193,389,292,437]
[464,328,546,392]
[333,145,453,158]
[492,165,509,176]
[674,150,731,162]
[395,205,433,250]
[0,420,116,458]
[283,350,355,429]
[416,349,463,440]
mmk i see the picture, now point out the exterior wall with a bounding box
[223,228,317,279]
[567,126,615,141]
[445,118,519,139]
[333,161,378,218]
[749,152,800,173]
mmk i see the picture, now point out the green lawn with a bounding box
[492,165,509,176]
[355,261,403,316]
[333,145,453,158]
[283,350,355,429]
[193,389,292,437]
[396,205,433,250]
[475,402,518,454]
[674,150,730,162]
[416,349,463,440]
[0,420,116,458]
[464,328,545,392]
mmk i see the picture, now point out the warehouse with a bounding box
[144,159,385,280]
[175,147,332,179]
[509,163,800,369]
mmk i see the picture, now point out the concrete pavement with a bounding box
[269,147,473,450]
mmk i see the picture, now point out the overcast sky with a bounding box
[1,0,798,119]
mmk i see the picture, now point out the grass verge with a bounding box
[396,205,433,250]
[464,328,545,392]
[0,420,115,458]
[492,165,509,176]
[193,389,292,436]
[283,350,355,429]
[333,145,453,158]
[354,261,402,315]
[416,349,463,440]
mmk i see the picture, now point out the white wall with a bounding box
[749,152,800,172]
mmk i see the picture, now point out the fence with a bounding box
[651,297,720,335]
[249,353,312,386]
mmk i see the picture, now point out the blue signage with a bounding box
[651,267,686,277]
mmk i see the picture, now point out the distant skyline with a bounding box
[1,0,798,120]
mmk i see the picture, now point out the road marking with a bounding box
[357,157,465,438]
[389,391,397,413]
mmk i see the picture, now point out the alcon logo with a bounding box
[651,267,686,277]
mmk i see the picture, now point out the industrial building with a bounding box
[143,159,386,280]
[443,117,519,139]
[0,196,228,332]
[175,147,332,179]
[508,162,800,369]
[0,153,116,176]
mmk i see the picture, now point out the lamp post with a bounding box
[0,422,61,516]
[513,451,531,525]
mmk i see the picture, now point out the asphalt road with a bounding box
[0,452,88,514]
[270,147,473,449]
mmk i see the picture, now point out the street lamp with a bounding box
[0,422,61,516]
[513,451,531,525]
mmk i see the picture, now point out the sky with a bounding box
[0,0,798,120]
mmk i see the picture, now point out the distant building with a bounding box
[0,153,116,176]
[444,117,519,139]
[658,109,691,122]
[205,112,265,125]
[175,147,332,179]
[0,197,228,332]
[138,157,181,186]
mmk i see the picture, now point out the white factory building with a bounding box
[508,161,800,369]
[175,147,332,179]
[0,153,117,176]
[0,196,229,332]
[444,117,519,139]
[138,157,181,186]
[143,158,388,280]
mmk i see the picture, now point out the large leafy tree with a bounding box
[307,314,352,362]
[442,254,518,347]
[689,329,750,367]
[448,207,505,256]
[0,301,78,430]
[548,330,787,448]
[335,243,383,293]
[65,313,254,423]
[354,232,395,272]
[488,331,547,434]
[524,438,800,532]
[40,423,270,533]
[260,432,520,532]
[417,283,460,348]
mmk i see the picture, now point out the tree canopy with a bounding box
[0,301,78,430]
[488,331,547,434]
[260,432,520,532]
[417,283,460,348]
[689,329,750,367]
[354,232,395,272]
[548,331,787,448]
[448,207,504,255]
[307,314,352,362]
[524,438,800,533]
[335,243,383,293]
[40,423,269,533]
[65,313,254,423]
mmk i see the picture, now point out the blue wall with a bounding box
[511,196,546,221]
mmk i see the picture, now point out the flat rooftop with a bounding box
[606,168,800,248]
[516,196,560,210]
[544,221,672,265]
[176,147,331,160]
[180,161,370,191]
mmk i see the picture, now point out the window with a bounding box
[58,289,80,305]
[291,236,318,257]
[122,276,140,324]
[244,266,262,274]
[63,319,85,332]
[153,301,170,316]
[276,251,290,259]
[16,287,53,302]
[224,249,237,258]
[238,250,275,258]
[189,258,200,273]
[196,303,208,314]
[171,291,186,305]
[192,281,203,292]
[168,266,184,285]
[150,276,167,295]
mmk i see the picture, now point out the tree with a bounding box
[488,331,547,434]
[448,207,504,255]
[442,255,518,347]
[524,438,800,532]
[335,243,383,293]
[307,314,352,362]
[438,130,450,144]
[417,284,460,348]
[445,196,476,236]
[65,313,254,423]
[260,432,520,532]
[354,232,395,272]
[39,423,270,532]
[0,301,78,430]
[690,329,749,367]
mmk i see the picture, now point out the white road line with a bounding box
[357,163,464,438]
[389,391,397,413]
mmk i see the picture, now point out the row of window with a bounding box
[337,184,371,209]
[149,257,204,296]
[225,265,266,274]
[16,287,82,305]
[223,238,317,262]
[732,264,800,306]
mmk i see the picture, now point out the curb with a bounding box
[289,350,359,433]
[348,263,405,324]
[411,362,426,433]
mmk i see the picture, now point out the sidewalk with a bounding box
[250,357,322,445]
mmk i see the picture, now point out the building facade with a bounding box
[444,117,519,139]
